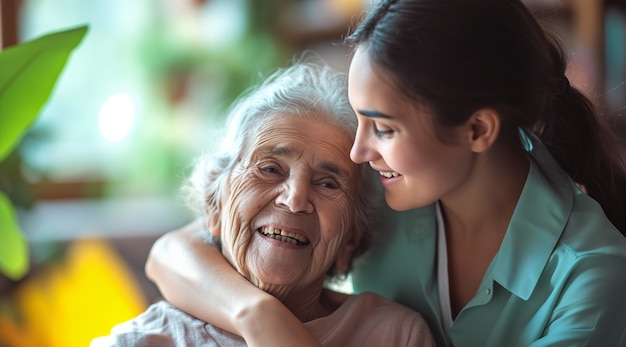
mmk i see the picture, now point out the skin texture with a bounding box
[215,114,361,321]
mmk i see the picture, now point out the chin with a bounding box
[385,193,429,211]
[385,197,412,211]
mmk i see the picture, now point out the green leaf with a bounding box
[0,191,28,280]
[0,25,89,161]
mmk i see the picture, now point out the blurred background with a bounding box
[0,0,624,345]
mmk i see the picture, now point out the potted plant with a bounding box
[0,25,88,280]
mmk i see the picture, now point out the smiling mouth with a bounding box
[258,226,310,246]
[379,170,401,178]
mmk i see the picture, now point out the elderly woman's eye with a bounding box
[320,181,338,189]
[262,166,280,174]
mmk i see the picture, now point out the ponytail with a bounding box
[534,36,626,235]
[347,0,626,234]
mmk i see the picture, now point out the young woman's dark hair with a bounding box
[346,0,626,234]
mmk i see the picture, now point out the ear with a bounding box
[334,229,362,271]
[466,108,500,153]
[205,201,221,238]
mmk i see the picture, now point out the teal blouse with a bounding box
[351,133,626,347]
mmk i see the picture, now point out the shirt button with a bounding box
[485,288,491,295]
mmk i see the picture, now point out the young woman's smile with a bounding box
[370,163,403,187]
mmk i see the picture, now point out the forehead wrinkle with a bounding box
[246,139,295,163]
[269,144,295,158]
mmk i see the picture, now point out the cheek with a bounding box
[391,135,460,175]
[317,203,354,257]
[383,138,425,174]
[228,168,274,218]
[403,143,473,192]
[220,209,253,278]
[222,175,268,277]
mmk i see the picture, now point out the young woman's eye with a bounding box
[375,128,394,138]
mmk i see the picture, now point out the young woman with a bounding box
[146,0,626,346]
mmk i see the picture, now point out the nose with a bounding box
[350,125,371,164]
[275,175,314,214]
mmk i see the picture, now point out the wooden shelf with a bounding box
[275,0,364,47]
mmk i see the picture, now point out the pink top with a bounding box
[307,291,436,347]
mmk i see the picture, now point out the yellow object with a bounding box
[0,238,148,347]
[326,0,366,15]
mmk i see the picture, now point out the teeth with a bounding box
[379,171,400,178]
[259,226,310,245]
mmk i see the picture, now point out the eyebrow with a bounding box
[319,161,342,176]
[269,145,292,157]
[358,109,393,119]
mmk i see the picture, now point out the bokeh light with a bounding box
[98,93,135,142]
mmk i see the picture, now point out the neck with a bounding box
[440,145,529,239]
[259,280,338,322]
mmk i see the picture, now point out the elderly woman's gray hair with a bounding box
[182,60,381,279]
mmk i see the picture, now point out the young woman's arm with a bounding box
[145,220,322,347]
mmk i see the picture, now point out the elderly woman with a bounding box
[91,61,435,347]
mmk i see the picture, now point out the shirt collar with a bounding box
[491,129,575,300]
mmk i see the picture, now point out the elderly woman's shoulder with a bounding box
[91,301,246,347]
[310,291,436,347]
[352,292,436,346]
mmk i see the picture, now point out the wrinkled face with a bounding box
[348,46,473,211]
[219,114,360,299]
